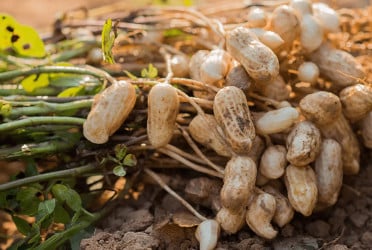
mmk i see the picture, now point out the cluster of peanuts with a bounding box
[81,0,371,249]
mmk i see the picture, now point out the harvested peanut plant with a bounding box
[0,0,371,249]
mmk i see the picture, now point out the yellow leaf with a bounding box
[11,24,46,58]
[21,74,49,93]
[0,13,17,51]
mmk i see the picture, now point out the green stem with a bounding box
[35,204,111,250]
[0,163,97,192]
[0,87,59,96]
[0,137,80,160]
[0,116,85,132]
[8,99,93,118]
[0,66,103,82]
[3,95,92,103]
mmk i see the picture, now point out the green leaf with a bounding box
[12,216,32,236]
[54,203,71,224]
[0,13,18,51]
[65,188,82,212]
[123,154,137,167]
[101,18,116,64]
[16,187,41,216]
[51,184,82,212]
[57,86,85,97]
[114,144,127,161]
[21,73,49,93]
[36,199,56,221]
[141,63,158,78]
[113,165,126,177]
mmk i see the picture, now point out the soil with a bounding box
[1,1,372,250]
[80,155,372,250]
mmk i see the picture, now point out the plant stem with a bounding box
[0,116,85,132]
[0,66,103,82]
[0,137,80,160]
[7,99,93,118]
[0,163,98,192]
[144,168,207,221]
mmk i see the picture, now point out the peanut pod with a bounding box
[83,81,136,144]
[220,156,257,214]
[216,207,246,234]
[286,121,322,166]
[188,114,232,157]
[213,86,255,154]
[147,83,179,148]
[195,219,220,250]
[315,139,343,208]
[284,164,318,216]
[259,145,287,179]
[226,26,279,82]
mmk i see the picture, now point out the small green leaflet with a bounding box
[51,183,82,212]
[57,86,85,97]
[101,18,116,64]
[141,63,158,78]
[113,165,126,177]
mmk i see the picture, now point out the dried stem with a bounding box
[165,144,207,165]
[144,168,207,221]
[158,147,223,178]
[177,124,225,174]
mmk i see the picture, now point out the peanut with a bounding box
[195,219,220,250]
[213,86,255,154]
[298,61,320,84]
[226,63,252,95]
[309,42,365,88]
[299,91,360,174]
[262,185,294,227]
[220,156,257,214]
[216,207,246,234]
[286,121,322,166]
[200,49,232,87]
[255,107,299,135]
[299,14,324,53]
[361,111,372,149]
[188,114,232,157]
[259,145,287,179]
[312,2,340,33]
[284,164,318,216]
[270,5,300,49]
[226,26,279,82]
[339,84,372,122]
[315,139,343,208]
[83,81,136,144]
[246,191,278,239]
[147,83,179,148]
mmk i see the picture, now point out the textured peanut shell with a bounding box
[216,207,246,234]
[299,91,360,175]
[189,114,231,157]
[286,121,322,166]
[246,192,278,239]
[213,86,255,154]
[262,185,294,228]
[259,145,287,179]
[255,75,291,102]
[284,165,318,216]
[309,42,365,87]
[361,111,372,149]
[220,156,257,214]
[299,91,342,126]
[147,83,179,148]
[315,139,343,207]
[189,50,209,81]
[339,84,372,122]
[226,26,279,82]
[83,81,136,144]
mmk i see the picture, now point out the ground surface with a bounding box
[1,0,372,249]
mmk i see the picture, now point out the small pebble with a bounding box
[349,213,369,228]
[361,231,372,245]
